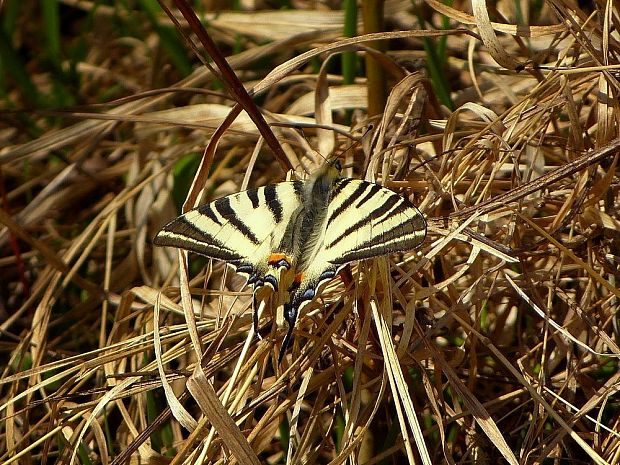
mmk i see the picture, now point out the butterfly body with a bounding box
[154,159,426,360]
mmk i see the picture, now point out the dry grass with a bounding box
[1,1,620,464]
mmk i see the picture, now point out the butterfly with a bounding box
[153,158,426,361]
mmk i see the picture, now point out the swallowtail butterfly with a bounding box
[154,159,426,361]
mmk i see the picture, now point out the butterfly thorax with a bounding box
[287,162,341,273]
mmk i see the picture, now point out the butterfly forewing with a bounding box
[154,181,304,273]
[321,179,426,267]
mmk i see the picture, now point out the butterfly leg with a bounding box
[252,292,262,340]
[248,273,266,341]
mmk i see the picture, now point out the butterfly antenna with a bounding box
[334,125,374,171]
[338,124,372,156]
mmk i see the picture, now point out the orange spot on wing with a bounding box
[294,272,304,284]
[268,253,291,267]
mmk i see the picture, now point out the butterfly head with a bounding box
[306,157,343,196]
[328,157,342,173]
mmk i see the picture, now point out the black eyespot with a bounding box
[284,303,297,322]
[236,264,253,274]
[318,270,336,282]
[264,275,279,291]
[275,259,291,270]
[301,288,315,301]
[248,275,264,287]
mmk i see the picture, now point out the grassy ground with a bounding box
[1,1,620,464]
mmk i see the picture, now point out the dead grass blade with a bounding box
[3,2,620,464]
[187,366,261,465]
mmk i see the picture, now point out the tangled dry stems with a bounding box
[1,1,619,464]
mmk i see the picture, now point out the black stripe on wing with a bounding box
[264,184,283,223]
[292,180,304,198]
[332,211,426,265]
[330,177,352,199]
[327,180,367,227]
[203,204,222,226]
[213,197,260,244]
[153,216,243,261]
[327,194,404,249]
[355,183,382,208]
[247,189,260,208]
[263,181,303,224]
